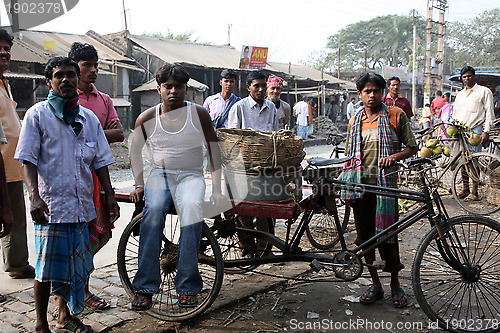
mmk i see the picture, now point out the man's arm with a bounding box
[94,166,120,224]
[196,106,225,206]
[23,161,49,225]
[227,103,241,129]
[103,120,124,143]
[481,89,495,144]
[0,152,12,237]
[129,107,155,202]
[103,97,125,143]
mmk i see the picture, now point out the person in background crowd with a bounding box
[0,29,35,285]
[307,98,314,137]
[452,66,494,201]
[486,82,500,122]
[266,75,291,129]
[228,71,278,258]
[203,69,240,129]
[342,72,417,309]
[382,76,413,119]
[68,41,124,312]
[347,97,356,120]
[228,71,278,131]
[430,90,445,125]
[294,97,309,139]
[420,103,431,129]
[16,56,119,333]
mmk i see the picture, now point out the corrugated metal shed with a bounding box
[266,62,344,85]
[13,30,142,72]
[130,34,241,70]
[10,39,48,64]
[4,71,45,79]
[133,78,208,92]
[129,34,353,87]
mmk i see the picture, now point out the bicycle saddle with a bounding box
[307,156,352,167]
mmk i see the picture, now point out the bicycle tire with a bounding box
[412,215,500,333]
[451,152,500,215]
[209,215,274,274]
[306,203,350,250]
[117,212,224,321]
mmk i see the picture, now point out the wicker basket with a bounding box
[217,128,305,169]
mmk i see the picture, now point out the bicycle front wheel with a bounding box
[117,212,224,321]
[452,152,500,215]
[412,215,500,333]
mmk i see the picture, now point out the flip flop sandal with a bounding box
[9,265,35,279]
[54,317,93,333]
[391,286,409,308]
[131,293,152,311]
[84,294,110,310]
[0,294,6,303]
[178,294,198,308]
[360,285,384,304]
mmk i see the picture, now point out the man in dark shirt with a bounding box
[382,76,413,119]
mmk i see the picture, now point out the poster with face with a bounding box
[239,45,268,69]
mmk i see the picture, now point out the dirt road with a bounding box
[108,194,496,333]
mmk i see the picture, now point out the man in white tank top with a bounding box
[129,64,225,310]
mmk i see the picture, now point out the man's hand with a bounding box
[104,120,119,130]
[30,196,50,225]
[480,132,490,145]
[379,155,397,169]
[104,193,120,224]
[210,192,228,207]
[0,208,13,237]
[129,187,144,203]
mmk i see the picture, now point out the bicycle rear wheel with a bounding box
[452,152,500,215]
[117,212,223,321]
[412,215,500,333]
[209,214,274,274]
[306,202,350,250]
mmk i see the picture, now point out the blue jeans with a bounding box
[132,168,206,296]
[298,125,308,139]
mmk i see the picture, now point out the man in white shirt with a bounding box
[294,97,309,139]
[347,97,356,120]
[228,71,278,131]
[453,66,495,201]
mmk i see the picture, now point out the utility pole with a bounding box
[423,0,447,106]
[122,0,128,31]
[337,30,341,79]
[411,9,418,110]
[228,24,232,46]
[424,1,433,106]
[436,1,447,90]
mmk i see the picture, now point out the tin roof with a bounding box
[12,30,141,72]
[4,71,45,80]
[133,78,208,93]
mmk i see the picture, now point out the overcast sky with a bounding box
[1,0,497,64]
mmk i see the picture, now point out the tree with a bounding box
[307,15,426,72]
[445,9,500,72]
[142,29,199,42]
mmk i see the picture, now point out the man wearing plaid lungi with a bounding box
[15,57,120,333]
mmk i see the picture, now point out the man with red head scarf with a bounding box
[266,75,291,129]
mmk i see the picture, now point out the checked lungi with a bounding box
[34,222,94,315]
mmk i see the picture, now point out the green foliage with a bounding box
[307,9,499,75]
[142,29,199,42]
[445,9,500,71]
[310,14,426,72]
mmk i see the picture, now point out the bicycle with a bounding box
[116,155,500,332]
[402,122,500,215]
